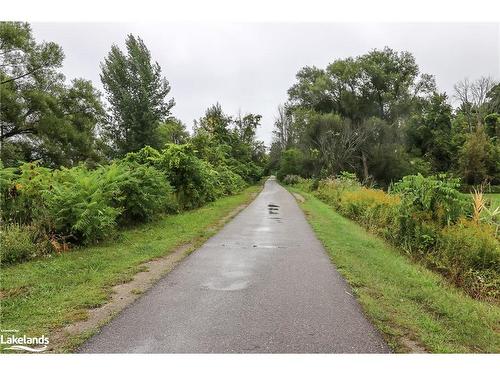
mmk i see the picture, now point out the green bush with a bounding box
[155,144,221,209]
[438,220,500,299]
[216,165,245,195]
[0,224,48,265]
[391,174,469,226]
[103,161,178,223]
[277,148,304,181]
[43,166,120,245]
[306,172,499,300]
[391,174,470,254]
[282,174,302,185]
[1,162,52,225]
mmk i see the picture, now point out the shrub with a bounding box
[102,161,178,223]
[43,166,121,245]
[303,172,500,300]
[438,220,500,300]
[1,161,52,225]
[391,174,469,226]
[315,173,361,209]
[391,174,470,254]
[340,188,400,240]
[216,165,245,195]
[282,174,302,185]
[156,144,221,209]
[123,145,162,166]
[277,148,304,181]
[0,224,48,265]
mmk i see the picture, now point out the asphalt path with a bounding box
[80,177,389,353]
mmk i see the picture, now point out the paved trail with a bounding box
[80,178,389,353]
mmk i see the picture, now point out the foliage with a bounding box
[282,174,302,185]
[192,103,266,183]
[42,166,121,244]
[1,161,52,225]
[0,22,105,167]
[270,47,500,189]
[0,224,46,264]
[391,174,469,254]
[295,191,500,352]
[277,148,305,180]
[305,173,499,300]
[339,187,400,239]
[155,118,189,146]
[215,165,245,195]
[391,174,468,226]
[102,161,178,223]
[100,34,175,156]
[458,126,499,185]
[438,221,500,299]
[153,144,219,208]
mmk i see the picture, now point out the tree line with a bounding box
[0,22,267,265]
[0,22,265,174]
[268,47,500,188]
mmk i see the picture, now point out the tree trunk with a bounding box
[361,151,369,183]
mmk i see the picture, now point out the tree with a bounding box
[405,93,455,172]
[1,22,104,167]
[277,148,305,180]
[458,126,499,185]
[486,83,500,113]
[156,118,189,146]
[100,34,174,156]
[287,47,435,123]
[280,48,437,184]
[272,104,295,151]
[454,76,497,131]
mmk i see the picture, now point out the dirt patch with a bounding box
[400,336,427,353]
[48,197,256,352]
[293,192,305,203]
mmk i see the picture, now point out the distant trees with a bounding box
[271,47,500,188]
[100,34,175,156]
[0,22,105,167]
[192,103,266,182]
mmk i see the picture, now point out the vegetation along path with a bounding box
[80,177,389,353]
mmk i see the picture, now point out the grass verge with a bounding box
[0,185,261,352]
[289,187,500,353]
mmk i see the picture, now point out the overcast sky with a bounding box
[31,23,500,145]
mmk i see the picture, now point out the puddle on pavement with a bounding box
[268,203,280,215]
[252,244,286,249]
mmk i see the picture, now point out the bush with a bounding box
[155,144,221,209]
[305,172,500,300]
[1,161,52,225]
[103,161,178,223]
[216,165,245,195]
[282,174,302,185]
[340,188,400,240]
[277,148,304,181]
[438,220,500,300]
[0,224,48,265]
[316,173,361,209]
[43,166,121,245]
[391,174,470,254]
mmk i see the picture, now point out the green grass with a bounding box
[0,185,261,351]
[485,193,500,209]
[290,187,500,353]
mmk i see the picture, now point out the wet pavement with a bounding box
[80,177,389,353]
